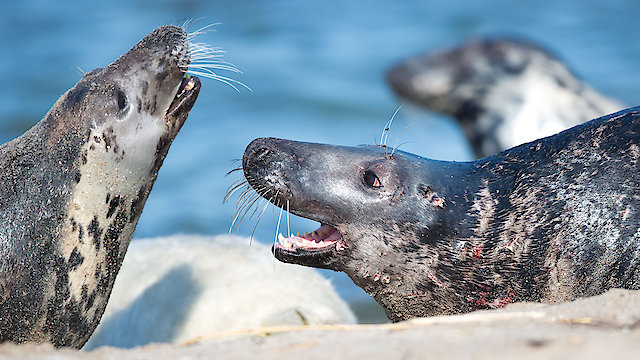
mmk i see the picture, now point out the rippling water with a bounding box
[1,0,639,322]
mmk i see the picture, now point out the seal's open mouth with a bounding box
[274,223,345,261]
[166,75,201,121]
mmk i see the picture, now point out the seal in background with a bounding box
[387,38,623,158]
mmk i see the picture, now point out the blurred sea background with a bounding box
[1,0,639,323]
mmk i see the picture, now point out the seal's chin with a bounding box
[165,75,201,124]
[273,224,345,267]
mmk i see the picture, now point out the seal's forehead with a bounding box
[113,25,188,64]
[357,144,427,162]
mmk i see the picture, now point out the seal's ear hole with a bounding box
[116,89,128,111]
[364,170,382,188]
[419,184,433,201]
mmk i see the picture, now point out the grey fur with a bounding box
[387,38,624,158]
[243,107,640,322]
[0,25,200,348]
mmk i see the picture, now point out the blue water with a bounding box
[1,0,639,322]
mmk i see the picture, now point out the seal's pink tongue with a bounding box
[301,224,338,242]
[325,229,342,242]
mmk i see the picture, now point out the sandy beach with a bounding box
[2,289,639,360]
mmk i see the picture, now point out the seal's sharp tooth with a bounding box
[304,231,309,237]
[184,78,195,91]
[297,232,301,237]
[278,233,286,244]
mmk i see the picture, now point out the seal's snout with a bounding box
[242,137,280,173]
[386,63,415,98]
[135,25,190,67]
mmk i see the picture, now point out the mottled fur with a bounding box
[0,26,199,347]
[243,107,640,322]
[387,38,623,158]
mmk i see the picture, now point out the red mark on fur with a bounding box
[468,293,488,307]
[468,290,516,308]
[494,290,517,308]
[426,268,443,287]
[432,196,445,208]
[471,245,482,260]
[498,235,518,253]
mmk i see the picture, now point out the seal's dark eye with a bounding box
[116,90,127,111]
[364,170,382,188]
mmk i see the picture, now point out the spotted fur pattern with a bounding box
[387,38,624,158]
[0,25,196,348]
[243,107,640,322]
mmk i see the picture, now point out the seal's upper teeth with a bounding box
[184,78,195,91]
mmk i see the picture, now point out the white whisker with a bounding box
[188,63,242,74]
[187,23,220,38]
[286,200,291,237]
[274,206,284,246]
[380,105,403,149]
[186,26,250,93]
[250,198,269,240]
[391,122,414,156]
[186,70,252,92]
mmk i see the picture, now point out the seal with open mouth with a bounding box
[0,25,202,348]
[387,38,624,158]
[242,107,640,322]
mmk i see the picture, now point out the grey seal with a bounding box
[387,38,624,158]
[241,107,640,322]
[0,25,201,347]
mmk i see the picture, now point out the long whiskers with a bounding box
[181,22,252,92]
[225,166,287,245]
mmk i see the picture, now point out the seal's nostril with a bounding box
[243,138,274,168]
[253,147,272,161]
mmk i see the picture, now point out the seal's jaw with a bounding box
[165,75,201,130]
[272,224,346,269]
[241,137,405,271]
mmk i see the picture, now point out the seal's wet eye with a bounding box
[364,170,382,188]
[116,89,128,111]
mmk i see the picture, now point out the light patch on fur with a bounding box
[60,115,164,314]
[484,65,622,152]
[470,180,496,236]
[628,144,640,163]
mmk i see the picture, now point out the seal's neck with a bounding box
[459,70,623,158]
[350,157,536,321]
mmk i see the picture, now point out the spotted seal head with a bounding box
[242,107,640,322]
[386,38,624,158]
[0,25,201,347]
